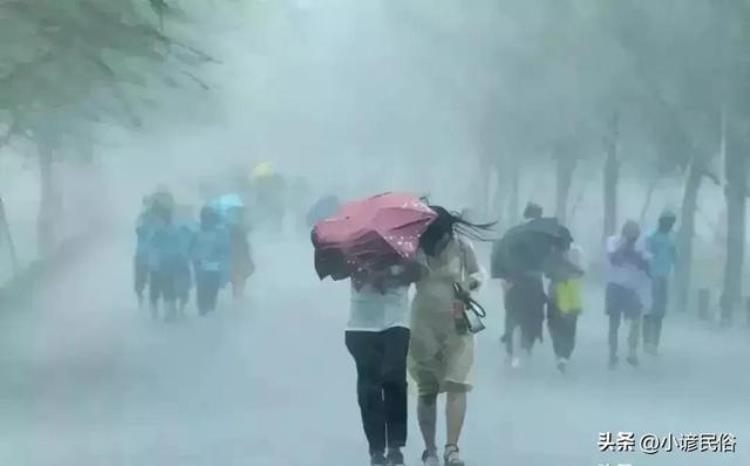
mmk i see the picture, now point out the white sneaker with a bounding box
[421,450,439,466]
[511,357,521,369]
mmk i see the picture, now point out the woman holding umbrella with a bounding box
[409,207,493,466]
[313,193,436,466]
[346,262,421,466]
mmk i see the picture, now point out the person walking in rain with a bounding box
[643,210,677,356]
[134,195,156,308]
[493,202,550,369]
[147,200,182,321]
[173,204,196,318]
[192,206,230,316]
[605,220,652,369]
[545,226,585,373]
[227,209,254,303]
[345,261,421,466]
[409,206,493,466]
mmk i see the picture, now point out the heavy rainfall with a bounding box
[0,1,749,465]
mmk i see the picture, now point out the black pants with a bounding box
[196,270,221,315]
[503,277,546,355]
[547,304,578,359]
[345,327,410,455]
[643,277,668,348]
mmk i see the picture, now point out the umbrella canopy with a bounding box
[207,193,246,226]
[491,217,565,279]
[312,192,436,280]
[210,193,244,212]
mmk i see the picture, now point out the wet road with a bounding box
[1,236,748,466]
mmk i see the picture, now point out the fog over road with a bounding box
[1,234,748,466]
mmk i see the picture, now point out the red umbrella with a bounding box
[312,192,436,280]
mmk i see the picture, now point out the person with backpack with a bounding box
[545,226,585,373]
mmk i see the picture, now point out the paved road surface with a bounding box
[1,235,748,466]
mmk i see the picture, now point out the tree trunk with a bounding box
[555,153,576,224]
[720,129,746,325]
[603,113,619,242]
[37,143,60,258]
[490,161,504,226]
[674,161,703,313]
[477,152,493,219]
[639,177,659,224]
[0,196,20,276]
[507,156,520,227]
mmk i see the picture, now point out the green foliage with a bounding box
[0,0,215,147]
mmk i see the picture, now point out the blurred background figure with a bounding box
[192,206,230,316]
[134,194,156,309]
[146,193,181,322]
[605,220,652,369]
[173,204,197,318]
[644,210,677,356]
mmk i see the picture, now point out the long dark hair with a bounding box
[420,202,497,255]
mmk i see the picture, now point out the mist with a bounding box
[1,1,749,465]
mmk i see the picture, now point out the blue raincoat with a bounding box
[147,219,184,274]
[173,219,197,300]
[192,224,231,286]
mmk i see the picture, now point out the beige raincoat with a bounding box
[408,237,485,396]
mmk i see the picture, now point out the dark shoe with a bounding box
[556,357,568,374]
[386,448,405,466]
[626,355,639,367]
[370,451,386,466]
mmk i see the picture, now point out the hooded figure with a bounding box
[146,203,182,321]
[191,206,231,315]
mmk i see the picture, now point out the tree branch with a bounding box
[181,71,211,90]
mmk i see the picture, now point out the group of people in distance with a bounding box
[133,188,254,320]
